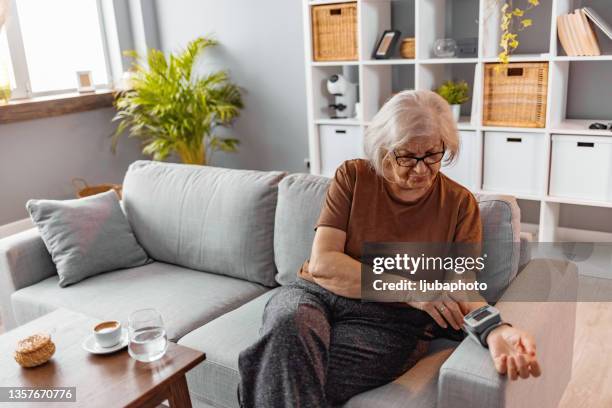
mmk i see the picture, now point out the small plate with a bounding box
[82,328,129,354]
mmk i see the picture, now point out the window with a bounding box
[0,29,16,90]
[2,0,110,98]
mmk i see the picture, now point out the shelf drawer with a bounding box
[483,131,545,195]
[441,131,477,191]
[550,135,612,202]
[319,124,363,177]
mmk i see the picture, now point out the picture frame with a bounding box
[76,70,95,93]
[372,30,401,59]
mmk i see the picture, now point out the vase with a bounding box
[433,39,457,58]
[451,104,461,122]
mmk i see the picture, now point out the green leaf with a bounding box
[210,137,240,153]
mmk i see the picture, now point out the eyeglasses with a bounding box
[392,144,446,168]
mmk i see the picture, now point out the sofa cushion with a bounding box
[122,161,286,287]
[178,288,457,408]
[10,262,269,342]
[474,194,522,302]
[179,289,280,408]
[274,174,331,285]
[25,190,150,287]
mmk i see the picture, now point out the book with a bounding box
[572,9,591,55]
[569,11,584,55]
[557,14,573,56]
[579,8,601,56]
[572,9,594,56]
[583,6,612,40]
[564,13,580,55]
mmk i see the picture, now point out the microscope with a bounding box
[327,74,358,119]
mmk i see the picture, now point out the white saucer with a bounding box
[82,328,129,354]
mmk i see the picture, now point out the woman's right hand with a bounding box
[407,293,465,330]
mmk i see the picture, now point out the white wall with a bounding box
[0,108,143,225]
[154,0,309,172]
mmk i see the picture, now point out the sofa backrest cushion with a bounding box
[274,174,331,285]
[474,193,521,303]
[123,161,285,287]
[274,174,522,299]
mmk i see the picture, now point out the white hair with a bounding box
[363,89,460,176]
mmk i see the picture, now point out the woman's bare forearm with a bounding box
[307,251,420,301]
[308,251,362,298]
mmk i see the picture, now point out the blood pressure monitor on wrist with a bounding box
[462,305,511,348]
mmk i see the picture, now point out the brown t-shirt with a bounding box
[316,159,482,260]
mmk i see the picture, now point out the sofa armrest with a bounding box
[438,258,578,408]
[0,228,56,330]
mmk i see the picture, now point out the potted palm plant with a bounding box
[435,80,470,122]
[111,37,243,165]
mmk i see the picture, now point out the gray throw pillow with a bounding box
[26,190,150,287]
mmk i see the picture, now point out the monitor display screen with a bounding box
[473,309,492,322]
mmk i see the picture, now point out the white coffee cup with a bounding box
[93,320,122,348]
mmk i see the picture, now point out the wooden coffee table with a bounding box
[0,308,205,407]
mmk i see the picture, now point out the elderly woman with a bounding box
[238,90,540,408]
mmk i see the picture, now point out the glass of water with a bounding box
[128,308,168,363]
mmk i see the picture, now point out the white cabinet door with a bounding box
[319,125,363,177]
[483,131,544,195]
[550,135,612,201]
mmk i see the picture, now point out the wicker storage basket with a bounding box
[72,178,123,199]
[483,62,549,128]
[312,2,358,61]
[400,38,415,59]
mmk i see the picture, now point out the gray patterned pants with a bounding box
[238,278,463,408]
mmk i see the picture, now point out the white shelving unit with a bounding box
[302,0,612,242]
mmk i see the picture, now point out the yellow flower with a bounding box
[513,8,524,17]
[521,19,532,28]
[528,0,539,6]
[509,39,519,48]
[502,32,517,41]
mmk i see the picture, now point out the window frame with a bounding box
[3,0,113,100]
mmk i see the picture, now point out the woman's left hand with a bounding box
[487,324,541,380]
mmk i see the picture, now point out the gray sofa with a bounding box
[0,160,577,408]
